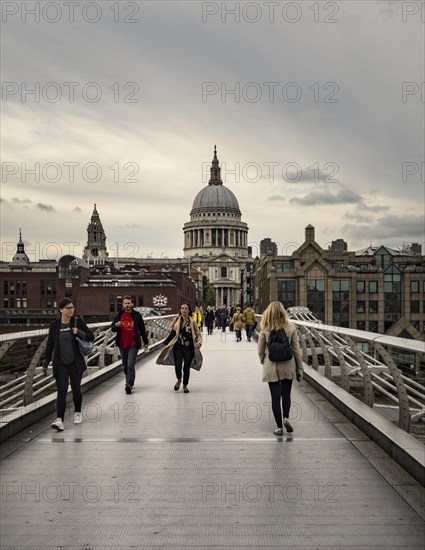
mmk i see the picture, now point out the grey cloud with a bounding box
[117,223,142,228]
[12,197,32,204]
[260,167,332,185]
[289,187,362,206]
[1,1,423,257]
[36,203,55,212]
[267,195,286,202]
[73,207,82,212]
[342,214,425,243]
[343,203,390,221]
[1,197,33,207]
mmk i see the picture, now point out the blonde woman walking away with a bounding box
[258,301,303,435]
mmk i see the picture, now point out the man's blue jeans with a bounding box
[246,324,254,341]
[120,347,138,388]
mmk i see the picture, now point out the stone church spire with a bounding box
[83,204,109,266]
[9,229,31,270]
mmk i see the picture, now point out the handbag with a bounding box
[190,348,203,371]
[74,318,94,357]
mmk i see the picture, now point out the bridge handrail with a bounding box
[0,315,176,411]
[254,312,425,432]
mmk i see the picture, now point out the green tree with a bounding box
[203,276,215,307]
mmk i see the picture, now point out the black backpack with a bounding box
[268,329,293,362]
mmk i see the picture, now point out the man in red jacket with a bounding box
[111,296,149,394]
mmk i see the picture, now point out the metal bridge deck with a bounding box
[1,330,424,549]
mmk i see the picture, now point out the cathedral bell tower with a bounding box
[83,204,109,266]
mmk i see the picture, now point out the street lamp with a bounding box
[240,267,245,308]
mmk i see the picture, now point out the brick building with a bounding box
[253,225,425,339]
[0,230,196,327]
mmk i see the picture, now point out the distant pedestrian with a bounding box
[243,303,256,341]
[205,306,215,335]
[192,305,203,332]
[43,298,94,431]
[111,296,149,394]
[156,303,203,393]
[218,306,229,332]
[258,301,303,436]
[215,307,221,330]
[231,307,244,342]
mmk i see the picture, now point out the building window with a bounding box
[356,281,365,293]
[357,321,366,331]
[369,301,378,313]
[221,267,227,278]
[410,281,419,293]
[40,280,57,308]
[375,248,393,269]
[411,301,420,313]
[306,279,325,323]
[332,280,350,327]
[369,281,378,293]
[411,320,420,331]
[277,280,296,308]
[356,301,365,313]
[109,295,123,313]
[3,279,28,309]
[383,266,402,331]
[369,321,378,332]
[275,262,293,273]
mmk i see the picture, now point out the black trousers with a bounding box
[173,344,194,386]
[55,362,82,420]
[268,379,293,428]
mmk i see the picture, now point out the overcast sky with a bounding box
[1,0,424,262]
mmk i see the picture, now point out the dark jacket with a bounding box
[43,316,94,377]
[111,309,149,349]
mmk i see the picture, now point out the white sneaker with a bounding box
[51,418,64,431]
[73,412,82,424]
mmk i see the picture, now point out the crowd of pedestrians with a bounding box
[44,298,303,437]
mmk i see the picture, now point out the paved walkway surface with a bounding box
[1,329,424,549]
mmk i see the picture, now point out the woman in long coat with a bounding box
[156,304,202,393]
[257,301,303,435]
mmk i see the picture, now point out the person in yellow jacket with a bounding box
[192,306,203,332]
[242,303,256,341]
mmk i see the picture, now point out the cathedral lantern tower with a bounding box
[83,204,109,266]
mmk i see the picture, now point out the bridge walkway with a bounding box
[1,329,424,549]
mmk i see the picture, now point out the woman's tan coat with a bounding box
[156,315,203,370]
[231,311,244,330]
[257,323,303,382]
